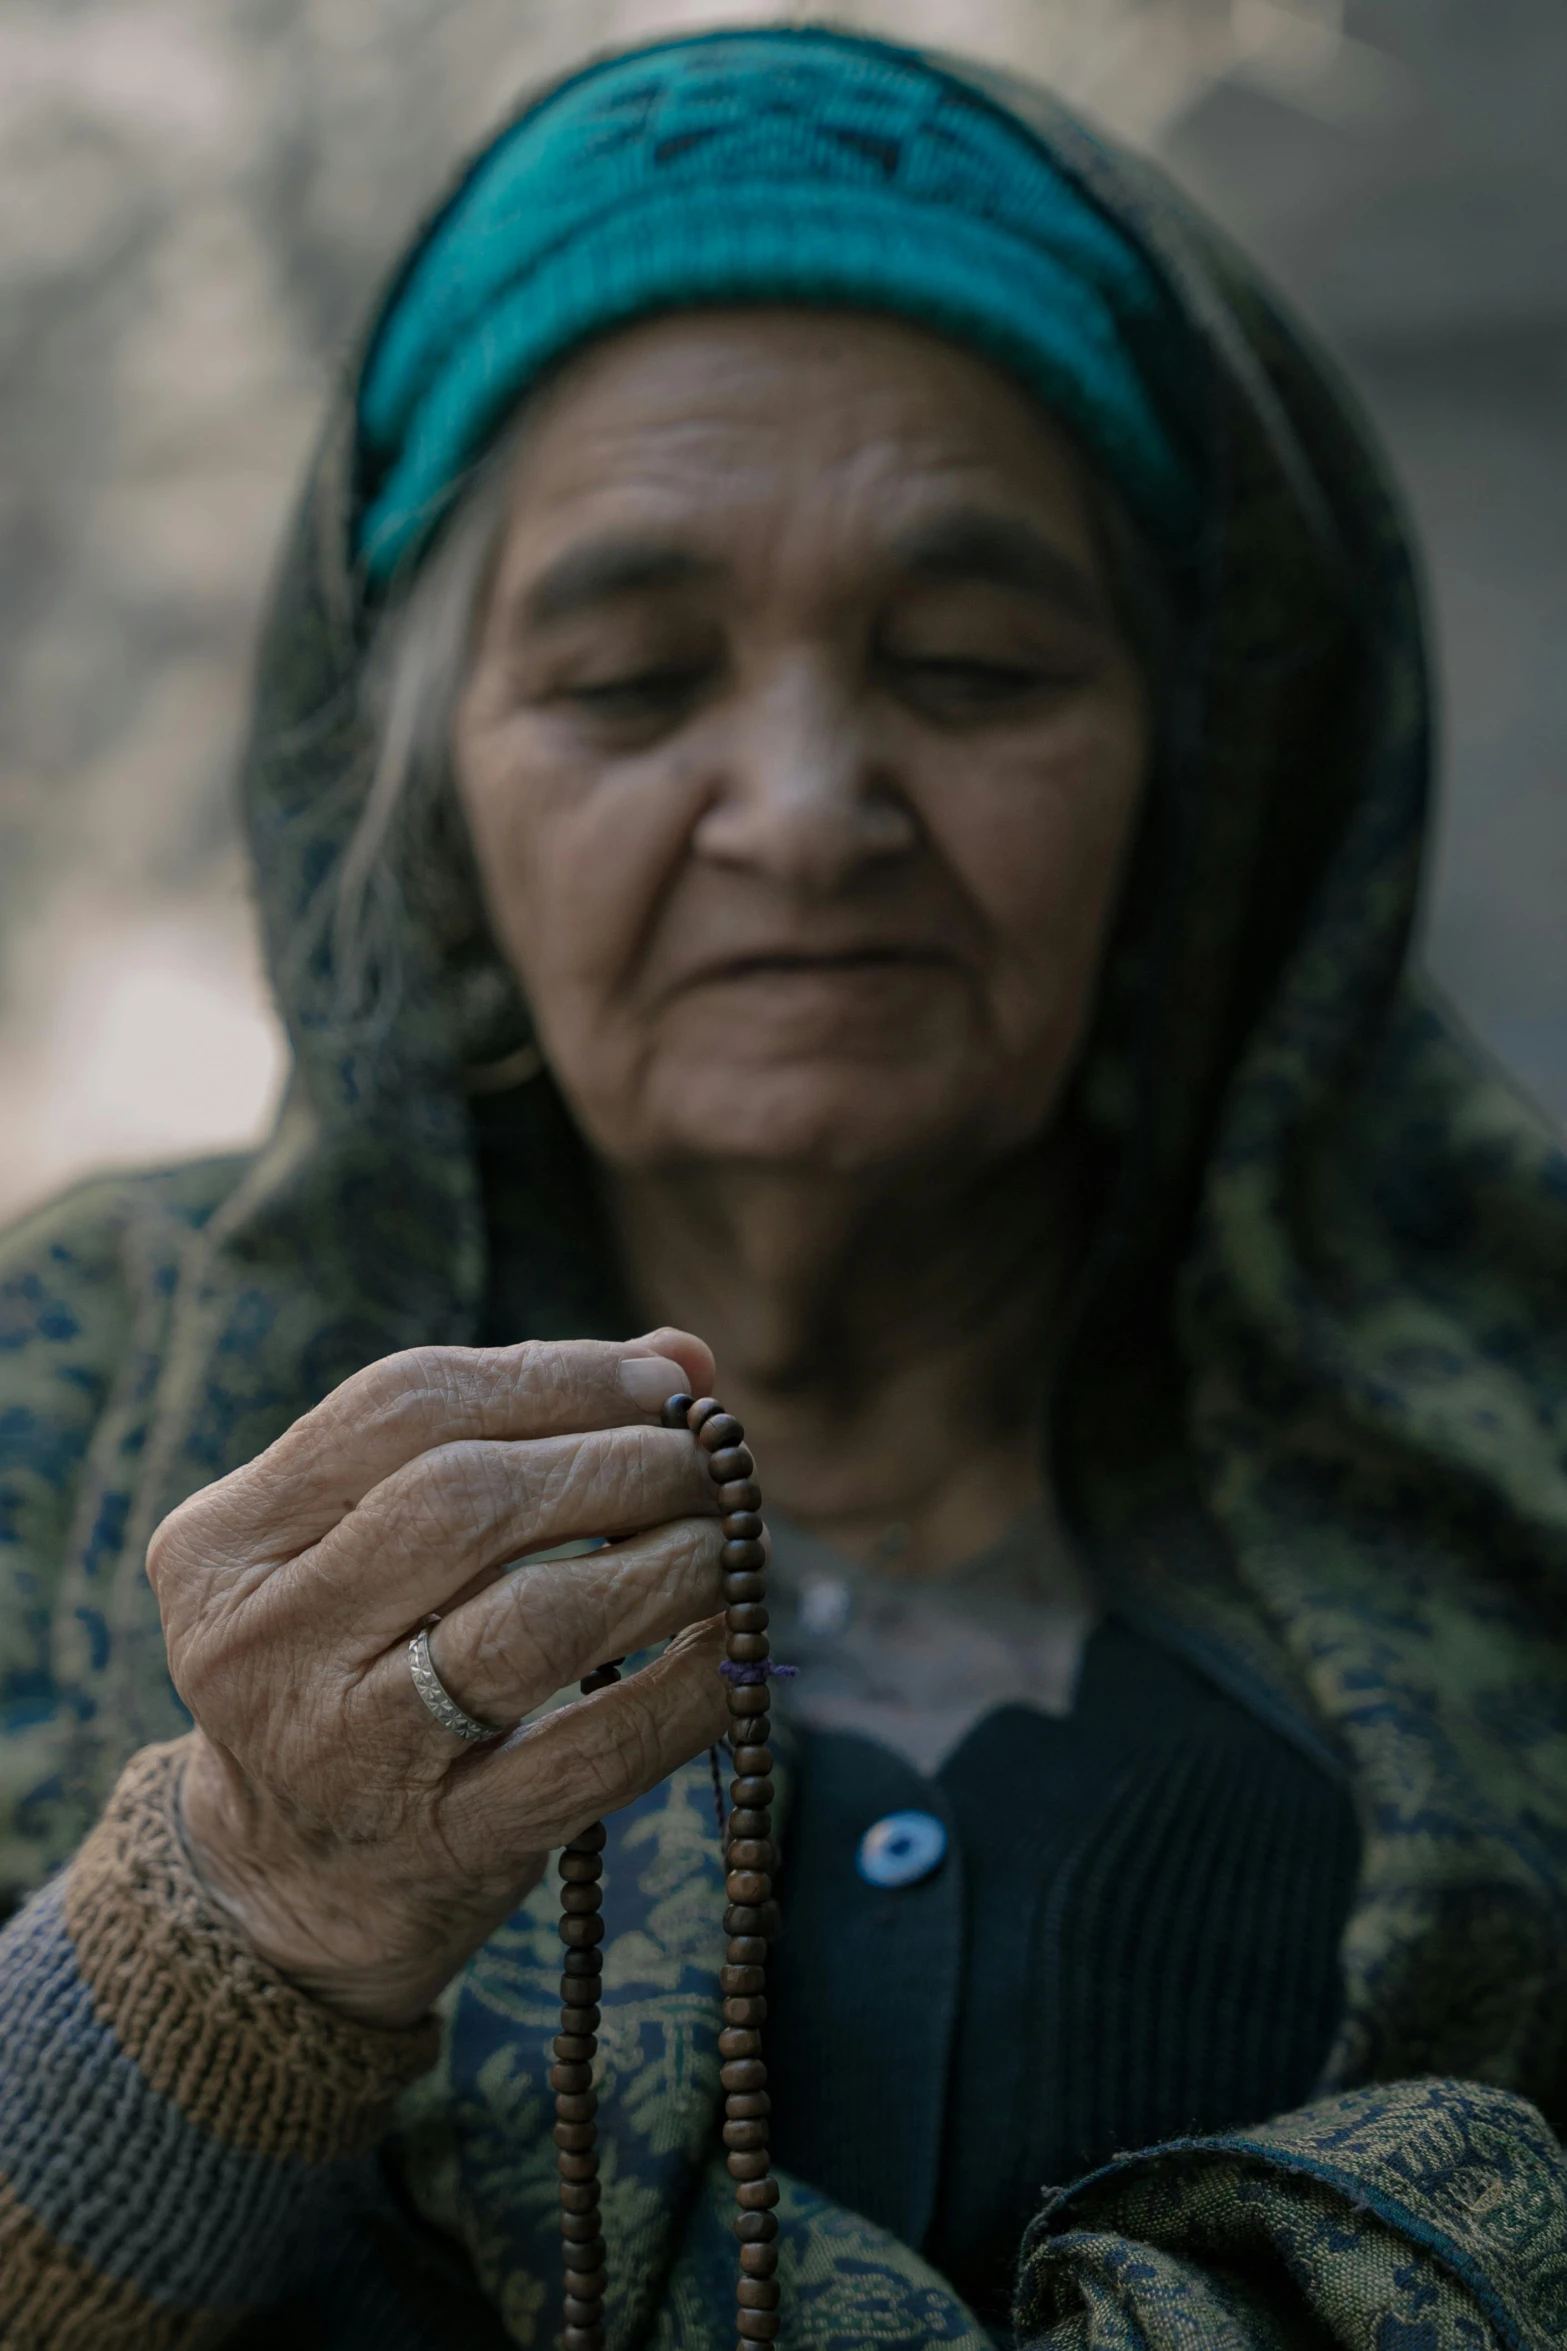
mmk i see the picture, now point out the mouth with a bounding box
[685,946,958,987]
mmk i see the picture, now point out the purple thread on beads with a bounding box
[720,1660,798,1685]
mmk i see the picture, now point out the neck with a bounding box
[607,1135,1086,1577]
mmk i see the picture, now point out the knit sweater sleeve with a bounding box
[0,1738,439,2348]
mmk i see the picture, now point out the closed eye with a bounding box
[562,664,716,720]
[883,652,1086,718]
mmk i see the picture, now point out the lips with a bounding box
[679,946,957,988]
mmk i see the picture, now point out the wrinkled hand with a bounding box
[148,1329,727,2027]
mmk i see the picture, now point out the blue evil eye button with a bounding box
[856,1810,948,1890]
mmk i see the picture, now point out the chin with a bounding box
[634,1054,1050,1176]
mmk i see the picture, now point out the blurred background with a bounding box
[3,0,1563,1223]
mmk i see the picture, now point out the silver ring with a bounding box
[408,1624,502,1744]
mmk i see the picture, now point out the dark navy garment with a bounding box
[765,1617,1361,2325]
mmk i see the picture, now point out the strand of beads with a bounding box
[553,1657,623,2351]
[555,1396,783,2351]
[661,1390,783,2350]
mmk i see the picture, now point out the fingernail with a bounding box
[619,1354,688,1413]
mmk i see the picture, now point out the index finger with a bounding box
[158,1328,714,1565]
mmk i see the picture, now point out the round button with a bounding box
[856,1809,948,1890]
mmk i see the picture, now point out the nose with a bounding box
[691,653,917,890]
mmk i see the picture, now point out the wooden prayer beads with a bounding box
[554,1392,783,2351]
[553,1657,621,2351]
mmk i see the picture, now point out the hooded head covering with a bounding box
[8,16,1567,2192]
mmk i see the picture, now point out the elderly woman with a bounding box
[1,25,1564,2350]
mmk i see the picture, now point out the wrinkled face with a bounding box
[453,310,1151,1177]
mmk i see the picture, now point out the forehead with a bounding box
[494,307,1101,574]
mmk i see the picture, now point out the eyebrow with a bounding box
[889,511,1110,628]
[522,539,721,625]
[516,509,1108,628]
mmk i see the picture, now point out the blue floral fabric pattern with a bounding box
[1018,2077,1567,2348]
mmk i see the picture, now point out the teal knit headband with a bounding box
[357,27,1205,581]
